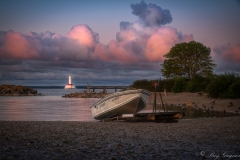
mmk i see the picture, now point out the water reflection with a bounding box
[0,96,99,121]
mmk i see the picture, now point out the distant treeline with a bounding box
[131,73,240,99]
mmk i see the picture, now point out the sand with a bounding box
[147,92,240,113]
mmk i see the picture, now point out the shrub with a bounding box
[185,75,210,92]
[131,72,240,99]
[159,79,175,92]
[228,79,240,99]
[206,73,239,98]
[206,78,222,98]
[172,77,187,93]
[131,79,155,91]
[185,80,198,92]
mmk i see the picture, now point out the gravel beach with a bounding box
[1,117,240,160]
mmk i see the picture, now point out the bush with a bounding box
[206,73,239,98]
[172,77,187,93]
[162,79,175,92]
[131,79,155,91]
[159,79,175,92]
[185,75,210,92]
[132,79,175,92]
[228,79,240,99]
[205,78,222,98]
[185,80,198,92]
[131,72,240,99]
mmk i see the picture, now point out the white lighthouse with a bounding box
[64,76,76,89]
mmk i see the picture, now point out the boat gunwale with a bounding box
[90,89,150,108]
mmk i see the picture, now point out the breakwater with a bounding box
[0,84,42,96]
[88,86,127,92]
[62,91,108,98]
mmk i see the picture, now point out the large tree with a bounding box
[161,41,216,79]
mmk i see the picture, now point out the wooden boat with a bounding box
[90,89,151,120]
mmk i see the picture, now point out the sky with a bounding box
[0,0,240,86]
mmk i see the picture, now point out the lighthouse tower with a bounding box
[64,76,76,89]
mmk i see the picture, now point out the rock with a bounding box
[0,84,42,96]
[31,89,37,94]
[62,90,108,98]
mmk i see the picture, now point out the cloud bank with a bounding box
[214,43,240,63]
[213,43,240,72]
[1,1,238,85]
[0,1,193,66]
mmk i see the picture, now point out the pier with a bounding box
[87,86,128,92]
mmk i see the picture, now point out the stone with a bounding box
[0,84,42,96]
[62,91,108,98]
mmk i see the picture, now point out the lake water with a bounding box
[0,88,105,121]
[1,88,238,121]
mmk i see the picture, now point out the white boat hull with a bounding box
[90,89,151,120]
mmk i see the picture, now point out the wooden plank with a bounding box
[100,112,183,122]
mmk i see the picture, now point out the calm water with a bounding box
[1,88,238,121]
[0,88,103,121]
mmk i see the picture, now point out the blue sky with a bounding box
[0,0,240,86]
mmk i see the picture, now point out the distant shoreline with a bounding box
[26,86,87,89]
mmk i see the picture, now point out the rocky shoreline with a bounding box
[0,85,42,96]
[0,117,240,159]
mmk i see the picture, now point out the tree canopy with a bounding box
[161,41,216,79]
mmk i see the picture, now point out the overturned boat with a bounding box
[90,89,151,120]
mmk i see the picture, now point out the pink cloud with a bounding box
[0,25,100,62]
[214,43,240,63]
[112,21,193,63]
[0,1,194,66]
[108,40,139,63]
[116,28,139,42]
[67,24,99,49]
[93,43,110,61]
[0,0,197,76]
[145,27,180,62]
[0,23,193,65]
[0,30,40,59]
